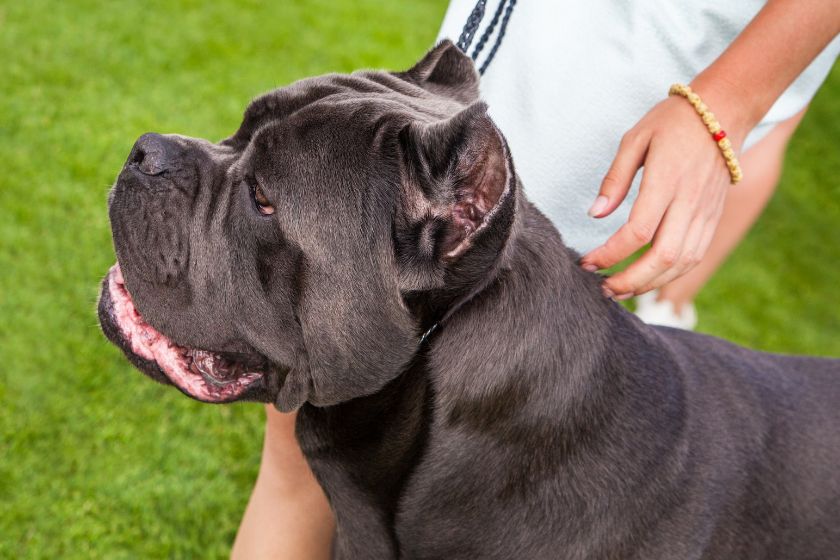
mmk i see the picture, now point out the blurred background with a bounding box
[0,1,837,558]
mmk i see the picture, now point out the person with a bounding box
[231,1,840,557]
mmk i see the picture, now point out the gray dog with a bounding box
[98,41,840,559]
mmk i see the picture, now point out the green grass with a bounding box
[0,1,837,557]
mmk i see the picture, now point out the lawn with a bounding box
[0,1,837,558]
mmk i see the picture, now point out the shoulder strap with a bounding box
[456,0,518,75]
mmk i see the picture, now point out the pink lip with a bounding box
[107,264,263,402]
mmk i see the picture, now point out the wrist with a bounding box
[668,83,744,184]
[688,74,757,151]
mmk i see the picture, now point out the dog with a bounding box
[98,41,840,559]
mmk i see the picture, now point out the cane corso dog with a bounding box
[98,41,840,559]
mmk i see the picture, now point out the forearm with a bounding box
[691,0,840,144]
[231,407,334,560]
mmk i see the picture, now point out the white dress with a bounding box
[438,1,840,253]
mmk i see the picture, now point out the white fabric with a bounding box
[635,290,698,331]
[438,1,840,253]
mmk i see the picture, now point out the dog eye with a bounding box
[248,179,275,216]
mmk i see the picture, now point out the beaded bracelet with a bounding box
[669,83,743,184]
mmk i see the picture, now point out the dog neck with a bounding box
[424,197,603,399]
[425,194,685,440]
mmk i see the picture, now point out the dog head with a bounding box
[97,40,518,411]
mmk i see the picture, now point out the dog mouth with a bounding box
[102,264,265,402]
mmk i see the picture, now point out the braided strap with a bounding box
[456,0,487,53]
[669,83,743,184]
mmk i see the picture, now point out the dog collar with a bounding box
[416,277,491,347]
[419,323,440,346]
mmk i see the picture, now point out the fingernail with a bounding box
[615,292,634,301]
[581,263,598,272]
[602,287,615,299]
[588,195,609,217]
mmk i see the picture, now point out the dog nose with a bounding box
[128,133,176,176]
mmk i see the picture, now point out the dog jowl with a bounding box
[98,40,513,411]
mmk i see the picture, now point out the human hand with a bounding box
[580,91,745,300]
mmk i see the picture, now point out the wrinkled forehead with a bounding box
[223,71,472,248]
[226,70,465,147]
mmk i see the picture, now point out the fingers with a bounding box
[581,170,672,274]
[638,188,725,294]
[601,190,725,298]
[588,130,651,218]
[633,216,707,295]
[694,217,719,266]
[601,200,695,298]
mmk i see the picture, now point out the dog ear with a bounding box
[399,39,480,104]
[395,101,515,292]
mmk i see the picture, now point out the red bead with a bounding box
[712,130,726,142]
